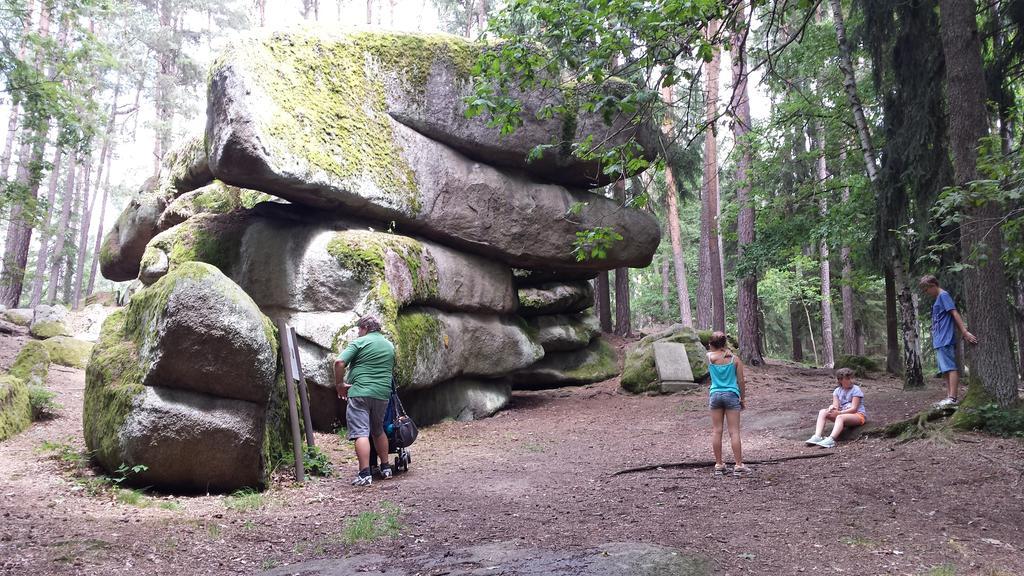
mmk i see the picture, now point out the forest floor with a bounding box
[1,328,1023,576]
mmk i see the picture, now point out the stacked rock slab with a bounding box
[89,28,661,489]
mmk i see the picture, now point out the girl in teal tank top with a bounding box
[706,331,749,477]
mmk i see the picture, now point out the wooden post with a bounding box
[289,326,316,448]
[278,321,305,482]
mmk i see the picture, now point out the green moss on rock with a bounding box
[0,374,31,441]
[561,338,617,382]
[835,354,880,378]
[393,310,443,388]
[2,309,32,327]
[213,30,478,214]
[83,309,146,466]
[29,320,70,339]
[10,340,50,387]
[41,337,94,369]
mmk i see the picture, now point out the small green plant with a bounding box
[27,385,60,419]
[225,488,265,512]
[37,440,87,469]
[260,559,279,570]
[207,523,222,539]
[924,564,957,576]
[342,501,401,544]
[158,500,182,512]
[116,488,150,507]
[112,463,149,486]
[968,403,1024,437]
[522,442,546,453]
[335,427,350,443]
[303,445,334,477]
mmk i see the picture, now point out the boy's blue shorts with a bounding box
[935,344,957,374]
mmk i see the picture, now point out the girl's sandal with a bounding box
[732,465,752,477]
[712,465,727,477]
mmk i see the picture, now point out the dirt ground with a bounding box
[1,329,1023,576]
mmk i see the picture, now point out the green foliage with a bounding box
[571,227,624,261]
[342,502,401,544]
[225,488,266,512]
[302,445,334,477]
[37,439,88,470]
[834,355,880,378]
[115,488,149,507]
[27,384,59,420]
[111,463,149,486]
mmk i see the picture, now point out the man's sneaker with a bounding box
[805,435,824,446]
[380,465,393,480]
[816,437,836,449]
[351,473,372,487]
[936,397,958,409]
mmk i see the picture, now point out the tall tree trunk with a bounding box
[0,138,46,307]
[612,179,632,336]
[895,261,924,388]
[1014,279,1024,379]
[838,151,856,356]
[884,266,902,374]
[366,0,372,24]
[47,150,76,304]
[596,273,612,332]
[699,20,726,332]
[660,85,694,328]
[0,107,20,181]
[86,143,115,297]
[731,3,763,364]
[660,257,671,317]
[939,0,1019,406]
[815,123,835,369]
[71,152,94,309]
[790,300,804,362]
[29,144,63,307]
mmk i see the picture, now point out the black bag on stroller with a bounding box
[370,377,415,473]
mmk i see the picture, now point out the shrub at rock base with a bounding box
[0,375,31,441]
[622,325,708,394]
[42,337,94,369]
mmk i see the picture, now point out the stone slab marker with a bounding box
[653,342,697,393]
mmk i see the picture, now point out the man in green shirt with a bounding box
[335,316,396,486]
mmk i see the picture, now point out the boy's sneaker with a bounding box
[712,465,726,477]
[379,465,393,479]
[351,471,373,486]
[935,397,958,408]
[370,465,381,478]
[816,437,836,449]
[805,435,824,446]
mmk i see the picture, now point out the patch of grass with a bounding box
[225,488,266,512]
[841,536,877,548]
[157,500,182,512]
[37,440,88,470]
[72,476,108,497]
[261,558,279,570]
[243,519,256,531]
[342,501,401,544]
[522,441,546,453]
[335,426,350,443]
[116,488,150,507]
[207,523,222,539]
[923,565,957,576]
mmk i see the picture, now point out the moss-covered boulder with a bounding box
[206,29,660,271]
[41,336,94,369]
[835,354,881,377]
[161,133,214,194]
[3,308,33,327]
[518,281,595,316]
[29,304,71,339]
[10,340,50,387]
[621,325,708,394]
[402,378,511,426]
[511,337,618,389]
[84,262,279,492]
[0,374,31,441]
[156,181,276,231]
[526,311,600,352]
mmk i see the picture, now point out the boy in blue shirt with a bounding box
[919,275,977,407]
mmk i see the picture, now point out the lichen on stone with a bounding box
[212,30,479,216]
[392,309,443,388]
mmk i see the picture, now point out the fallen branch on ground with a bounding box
[613,452,835,475]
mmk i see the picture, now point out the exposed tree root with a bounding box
[613,452,834,475]
[863,405,956,442]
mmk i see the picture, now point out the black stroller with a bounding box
[369,377,416,474]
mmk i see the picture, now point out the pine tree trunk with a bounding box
[731,5,763,364]
[699,20,726,332]
[815,124,835,369]
[596,273,612,332]
[0,138,46,307]
[612,179,631,336]
[1014,279,1024,378]
[790,300,804,362]
[884,266,902,374]
[828,0,879,180]
[939,0,1019,406]
[86,143,114,297]
[660,86,694,328]
[660,257,671,317]
[29,145,63,307]
[47,151,76,304]
[838,152,856,355]
[71,152,94,309]
[0,107,20,181]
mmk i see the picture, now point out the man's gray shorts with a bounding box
[346,396,389,440]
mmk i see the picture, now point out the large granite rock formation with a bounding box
[90,28,664,490]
